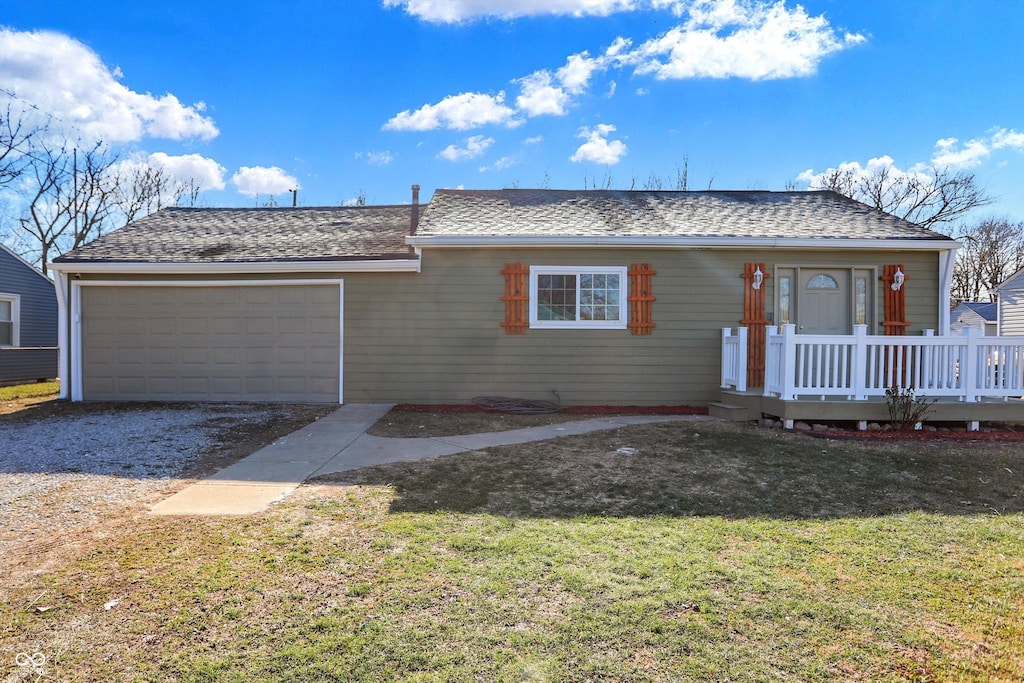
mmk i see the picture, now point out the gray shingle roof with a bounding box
[957,301,998,321]
[54,205,418,263]
[414,189,955,242]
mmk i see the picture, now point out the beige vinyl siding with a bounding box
[340,248,941,406]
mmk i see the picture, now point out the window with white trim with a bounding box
[0,294,18,347]
[529,266,627,329]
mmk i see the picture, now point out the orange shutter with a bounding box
[880,264,910,336]
[627,263,656,335]
[741,262,771,388]
[500,263,529,334]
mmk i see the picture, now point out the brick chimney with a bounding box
[410,184,420,234]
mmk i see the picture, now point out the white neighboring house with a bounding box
[996,267,1024,336]
[950,301,998,336]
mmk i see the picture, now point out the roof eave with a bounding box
[405,235,962,250]
[47,258,421,275]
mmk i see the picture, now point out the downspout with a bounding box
[53,270,70,400]
[938,246,958,335]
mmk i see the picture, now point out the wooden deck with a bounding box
[710,389,1024,430]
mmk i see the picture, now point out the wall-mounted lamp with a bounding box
[751,266,764,290]
[891,267,905,291]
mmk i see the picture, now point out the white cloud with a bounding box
[797,155,933,191]
[356,150,395,166]
[230,166,299,197]
[383,0,641,23]
[480,156,515,172]
[930,128,1024,168]
[0,29,218,143]
[515,71,570,117]
[524,135,545,145]
[147,152,227,190]
[620,1,867,80]
[383,91,518,131]
[438,135,495,161]
[383,2,863,135]
[932,137,990,168]
[992,128,1024,151]
[570,124,627,164]
[557,51,602,94]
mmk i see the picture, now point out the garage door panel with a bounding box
[82,284,341,403]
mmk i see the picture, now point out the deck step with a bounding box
[708,402,750,422]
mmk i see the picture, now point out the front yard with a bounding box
[1,405,1022,681]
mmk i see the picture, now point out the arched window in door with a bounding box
[807,274,839,290]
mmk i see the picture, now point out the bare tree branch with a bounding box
[815,164,991,229]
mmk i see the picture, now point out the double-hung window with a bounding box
[0,294,18,347]
[529,266,627,329]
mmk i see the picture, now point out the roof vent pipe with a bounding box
[411,184,420,233]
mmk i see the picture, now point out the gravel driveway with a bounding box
[0,403,334,573]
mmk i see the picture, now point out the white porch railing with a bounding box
[721,327,747,392]
[721,324,1024,402]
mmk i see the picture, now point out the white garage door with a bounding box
[80,284,340,403]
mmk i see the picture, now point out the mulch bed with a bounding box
[798,423,1024,441]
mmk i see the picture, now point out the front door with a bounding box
[798,270,850,334]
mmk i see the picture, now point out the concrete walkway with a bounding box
[150,404,712,516]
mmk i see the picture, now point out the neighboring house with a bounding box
[49,188,960,406]
[950,301,998,336]
[0,244,58,385]
[996,266,1024,336]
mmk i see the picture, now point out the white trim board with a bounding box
[406,236,962,251]
[67,278,344,404]
[48,259,419,275]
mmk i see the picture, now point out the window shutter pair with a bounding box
[500,263,656,335]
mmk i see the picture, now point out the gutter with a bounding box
[47,258,421,275]
[405,235,962,251]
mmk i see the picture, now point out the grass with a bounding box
[0,380,59,401]
[2,418,1023,682]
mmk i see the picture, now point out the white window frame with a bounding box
[529,266,628,330]
[0,293,19,347]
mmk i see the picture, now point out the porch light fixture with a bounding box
[751,266,764,290]
[891,267,905,291]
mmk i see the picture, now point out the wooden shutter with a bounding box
[881,264,910,336]
[501,263,529,334]
[741,262,771,387]
[627,263,656,335]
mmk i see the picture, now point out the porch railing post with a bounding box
[964,326,978,402]
[720,328,732,389]
[721,327,748,392]
[737,327,748,392]
[781,323,797,400]
[851,324,867,400]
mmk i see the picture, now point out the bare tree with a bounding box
[15,140,118,274]
[947,218,1024,304]
[175,177,203,207]
[814,164,991,229]
[0,103,43,188]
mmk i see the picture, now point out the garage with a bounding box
[77,282,342,403]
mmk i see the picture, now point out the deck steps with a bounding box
[708,402,749,422]
[708,390,764,422]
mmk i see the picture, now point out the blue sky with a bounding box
[2,0,1023,223]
